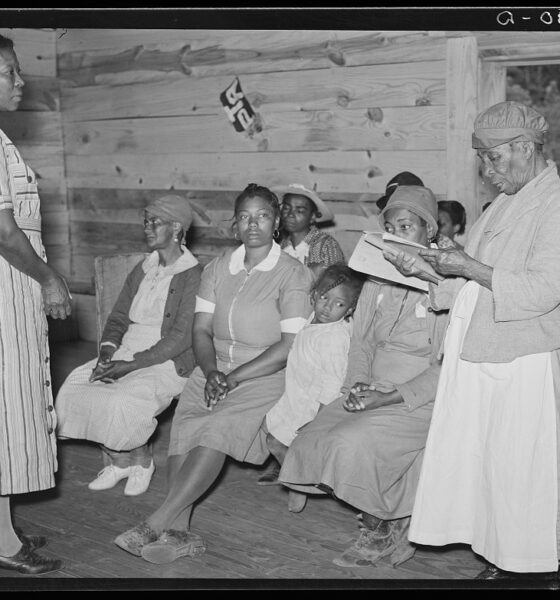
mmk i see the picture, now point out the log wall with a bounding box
[5,28,560,340]
[56,29,451,303]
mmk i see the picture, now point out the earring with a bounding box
[174,235,179,243]
[234,231,239,240]
[273,229,280,240]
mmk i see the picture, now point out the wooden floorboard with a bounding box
[0,340,504,589]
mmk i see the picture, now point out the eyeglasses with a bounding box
[143,216,166,229]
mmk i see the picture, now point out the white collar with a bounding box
[306,312,352,328]
[229,242,281,274]
[142,248,199,275]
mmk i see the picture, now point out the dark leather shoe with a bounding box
[476,565,513,579]
[14,526,47,551]
[476,564,559,581]
[257,464,280,486]
[0,545,63,575]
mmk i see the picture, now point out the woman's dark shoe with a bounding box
[14,526,47,551]
[476,564,559,581]
[0,545,62,575]
[475,565,513,579]
[257,463,281,486]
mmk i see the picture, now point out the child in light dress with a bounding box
[261,265,364,483]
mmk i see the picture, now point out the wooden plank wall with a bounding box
[6,28,560,341]
[0,28,70,280]
[56,28,451,308]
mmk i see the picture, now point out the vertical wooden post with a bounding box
[446,36,479,236]
[477,61,506,211]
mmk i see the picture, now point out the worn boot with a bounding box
[388,518,416,566]
[334,515,413,567]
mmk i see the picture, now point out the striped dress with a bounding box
[0,129,56,495]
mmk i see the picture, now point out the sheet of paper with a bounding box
[348,232,438,292]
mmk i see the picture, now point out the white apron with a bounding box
[409,280,558,573]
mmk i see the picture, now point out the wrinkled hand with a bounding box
[42,273,72,319]
[382,249,431,281]
[89,360,135,383]
[88,346,118,383]
[418,247,472,278]
[204,370,229,410]
[435,234,456,250]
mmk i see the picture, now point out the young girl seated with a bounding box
[260,265,364,490]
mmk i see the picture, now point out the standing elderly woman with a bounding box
[386,101,560,579]
[279,186,449,568]
[56,195,201,497]
[114,183,314,564]
[0,34,72,575]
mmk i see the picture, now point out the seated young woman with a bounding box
[55,195,202,497]
[275,183,345,278]
[113,183,314,564]
[278,185,450,567]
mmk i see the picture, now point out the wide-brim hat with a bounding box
[272,183,334,223]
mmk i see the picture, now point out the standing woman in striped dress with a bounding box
[0,34,72,575]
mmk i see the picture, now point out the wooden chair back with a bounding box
[94,252,148,345]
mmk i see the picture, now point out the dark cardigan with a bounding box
[100,259,202,377]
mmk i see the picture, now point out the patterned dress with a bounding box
[0,129,56,495]
[281,226,345,268]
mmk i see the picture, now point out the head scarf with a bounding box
[380,185,438,234]
[144,195,194,230]
[472,101,548,149]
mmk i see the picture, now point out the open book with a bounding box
[348,231,444,292]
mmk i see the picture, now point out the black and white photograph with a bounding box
[0,6,559,591]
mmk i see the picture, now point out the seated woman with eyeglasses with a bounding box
[55,195,202,497]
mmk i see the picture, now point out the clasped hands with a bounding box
[204,369,239,410]
[343,382,402,412]
[89,346,135,383]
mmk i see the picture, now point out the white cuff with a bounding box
[280,317,307,334]
[100,341,118,349]
[195,296,216,314]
